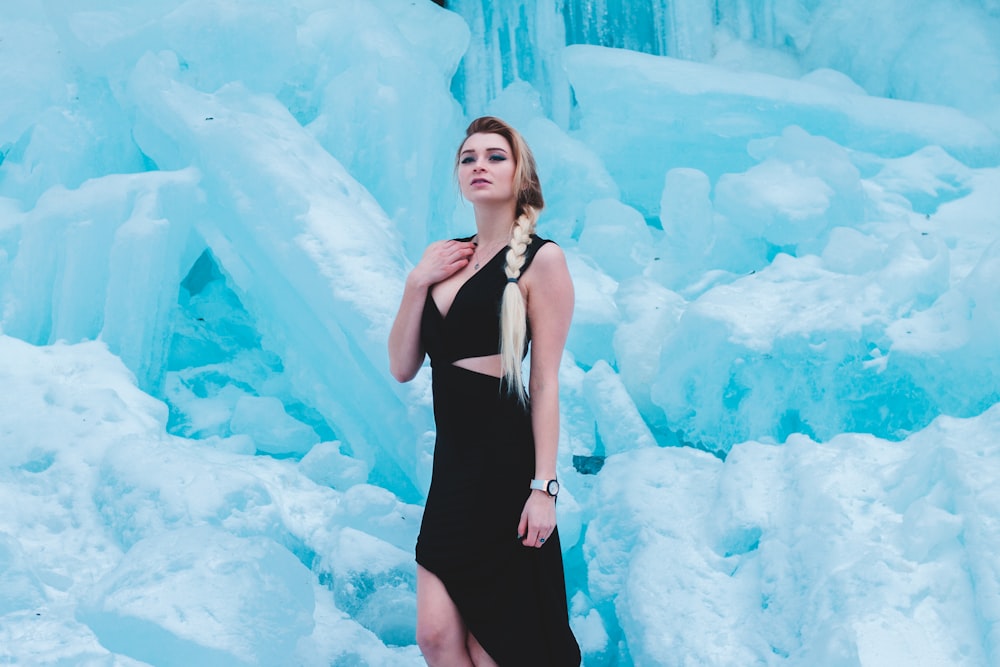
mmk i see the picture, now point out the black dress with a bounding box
[416,235,581,666]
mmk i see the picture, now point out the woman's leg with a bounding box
[467,631,500,667]
[416,565,474,666]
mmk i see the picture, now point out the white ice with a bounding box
[2,0,999,665]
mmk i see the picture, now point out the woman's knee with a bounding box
[416,618,464,661]
[415,619,445,652]
[416,566,469,662]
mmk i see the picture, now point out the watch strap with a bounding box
[530,478,558,496]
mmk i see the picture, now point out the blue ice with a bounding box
[1,0,999,665]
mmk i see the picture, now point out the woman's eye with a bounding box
[489,154,507,162]
[460,156,475,164]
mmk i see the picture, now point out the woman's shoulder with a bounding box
[524,235,566,273]
[526,234,556,256]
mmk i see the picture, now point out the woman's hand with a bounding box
[410,239,475,288]
[517,490,556,548]
[388,239,475,382]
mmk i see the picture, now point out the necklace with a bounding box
[472,236,507,271]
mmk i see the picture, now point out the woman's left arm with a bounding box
[517,242,574,548]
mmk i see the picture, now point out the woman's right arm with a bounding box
[388,239,474,382]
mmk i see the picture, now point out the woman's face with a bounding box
[458,132,517,206]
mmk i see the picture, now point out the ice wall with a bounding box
[2,0,472,499]
[452,0,1000,129]
[2,0,1000,665]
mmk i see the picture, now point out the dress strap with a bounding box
[518,236,552,276]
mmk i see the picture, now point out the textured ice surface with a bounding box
[2,0,1000,665]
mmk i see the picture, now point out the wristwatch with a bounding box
[530,478,559,497]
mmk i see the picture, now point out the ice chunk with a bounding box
[568,591,610,660]
[77,526,315,667]
[332,483,422,553]
[802,0,1000,121]
[872,145,974,215]
[564,251,620,367]
[900,498,963,562]
[301,0,468,257]
[798,68,869,96]
[577,199,654,281]
[3,170,199,391]
[557,351,598,460]
[160,0,299,94]
[563,44,998,216]
[651,235,952,452]
[126,50,425,497]
[299,440,370,490]
[887,237,1000,419]
[450,0,571,121]
[584,446,763,666]
[611,276,685,431]
[586,416,998,666]
[716,159,835,246]
[710,27,804,78]
[230,395,320,457]
[317,526,416,647]
[0,15,64,165]
[654,167,721,286]
[0,533,46,615]
[582,360,656,455]
[821,227,885,275]
[715,126,865,252]
[0,99,149,208]
[94,437,280,550]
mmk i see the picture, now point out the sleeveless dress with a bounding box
[416,235,581,666]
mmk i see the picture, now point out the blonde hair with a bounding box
[459,117,544,402]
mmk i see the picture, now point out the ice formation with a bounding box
[1,0,999,665]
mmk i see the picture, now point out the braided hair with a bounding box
[458,117,544,402]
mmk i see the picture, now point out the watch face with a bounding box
[547,479,560,496]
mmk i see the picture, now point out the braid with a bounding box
[456,117,545,402]
[500,207,539,402]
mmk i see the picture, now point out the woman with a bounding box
[388,116,581,666]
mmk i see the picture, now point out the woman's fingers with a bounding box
[517,492,556,549]
[519,525,554,549]
[446,240,475,262]
[445,244,474,270]
[432,241,475,277]
[531,529,551,548]
[517,511,528,542]
[417,240,474,283]
[519,493,556,547]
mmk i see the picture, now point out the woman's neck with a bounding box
[473,202,517,247]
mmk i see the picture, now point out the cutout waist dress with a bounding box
[415,234,581,666]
